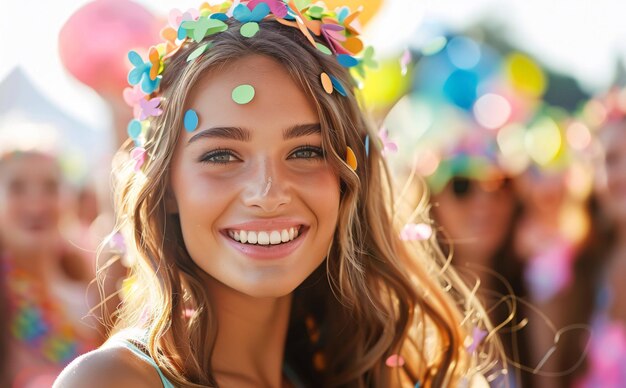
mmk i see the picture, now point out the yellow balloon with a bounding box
[324,0,384,26]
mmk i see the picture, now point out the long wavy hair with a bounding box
[107,19,504,387]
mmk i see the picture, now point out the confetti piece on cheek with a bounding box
[385,354,405,367]
[240,21,260,37]
[184,109,199,132]
[346,146,357,171]
[127,120,142,139]
[232,84,255,104]
[320,72,333,94]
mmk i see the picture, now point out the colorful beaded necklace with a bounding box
[2,255,90,365]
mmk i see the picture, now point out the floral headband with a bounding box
[123,0,376,171]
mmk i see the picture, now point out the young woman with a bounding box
[0,150,100,387]
[56,2,505,387]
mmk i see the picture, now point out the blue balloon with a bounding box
[442,70,478,110]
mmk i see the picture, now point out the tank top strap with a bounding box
[105,329,176,388]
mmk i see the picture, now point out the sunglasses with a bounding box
[448,176,511,199]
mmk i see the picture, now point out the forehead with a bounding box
[184,55,318,134]
[0,154,60,183]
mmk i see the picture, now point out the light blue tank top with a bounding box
[106,331,175,388]
[106,329,308,387]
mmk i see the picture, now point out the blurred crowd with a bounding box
[1,1,626,387]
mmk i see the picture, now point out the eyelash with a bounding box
[199,148,240,164]
[199,145,325,165]
[288,145,325,160]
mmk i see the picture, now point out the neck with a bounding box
[208,278,292,388]
[3,245,58,282]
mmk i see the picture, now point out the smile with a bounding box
[226,226,302,246]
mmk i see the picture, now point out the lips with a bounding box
[221,221,308,260]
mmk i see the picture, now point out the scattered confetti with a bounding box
[138,97,163,120]
[240,21,260,37]
[232,84,255,104]
[378,127,398,157]
[131,147,146,171]
[316,43,332,55]
[184,109,199,132]
[385,354,405,367]
[346,146,357,171]
[400,223,432,241]
[337,54,358,68]
[128,50,160,94]
[466,327,488,354]
[127,120,142,140]
[187,42,212,62]
[181,17,228,42]
[248,0,287,18]
[400,48,411,76]
[330,75,347,96]
[364,135,370,157]
[232,2,269,23]
[320,72,333,94]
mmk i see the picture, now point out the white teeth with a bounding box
[228,226,302,245]
[270,231,282,244]
[257,231,270,245]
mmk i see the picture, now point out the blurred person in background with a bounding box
[572,88,626,388]
[509,105,602,388]
[0,150,101,387]
[385,103,531,386]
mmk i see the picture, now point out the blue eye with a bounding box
[289,146,324,160]
[200,149,240,164]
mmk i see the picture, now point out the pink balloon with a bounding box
[58,0,161,96]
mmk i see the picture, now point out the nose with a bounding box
[242,160,291,213]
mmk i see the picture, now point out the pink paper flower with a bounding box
[138,97,163,120]
[378,127,398,157]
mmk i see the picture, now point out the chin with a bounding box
[232,274,305,298]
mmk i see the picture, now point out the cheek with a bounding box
[292,168,340,220]
[173,172,236,234]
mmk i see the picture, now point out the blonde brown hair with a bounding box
[108,19,504,387]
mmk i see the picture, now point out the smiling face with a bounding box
[432,175,515,264]
[169,55,340,297]
[0,153,63,253]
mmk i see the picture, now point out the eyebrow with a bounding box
[187,123,321,145]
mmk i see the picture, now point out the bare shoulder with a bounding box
[53,345,163,388]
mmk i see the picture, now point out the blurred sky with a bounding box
[1,0,626,134]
